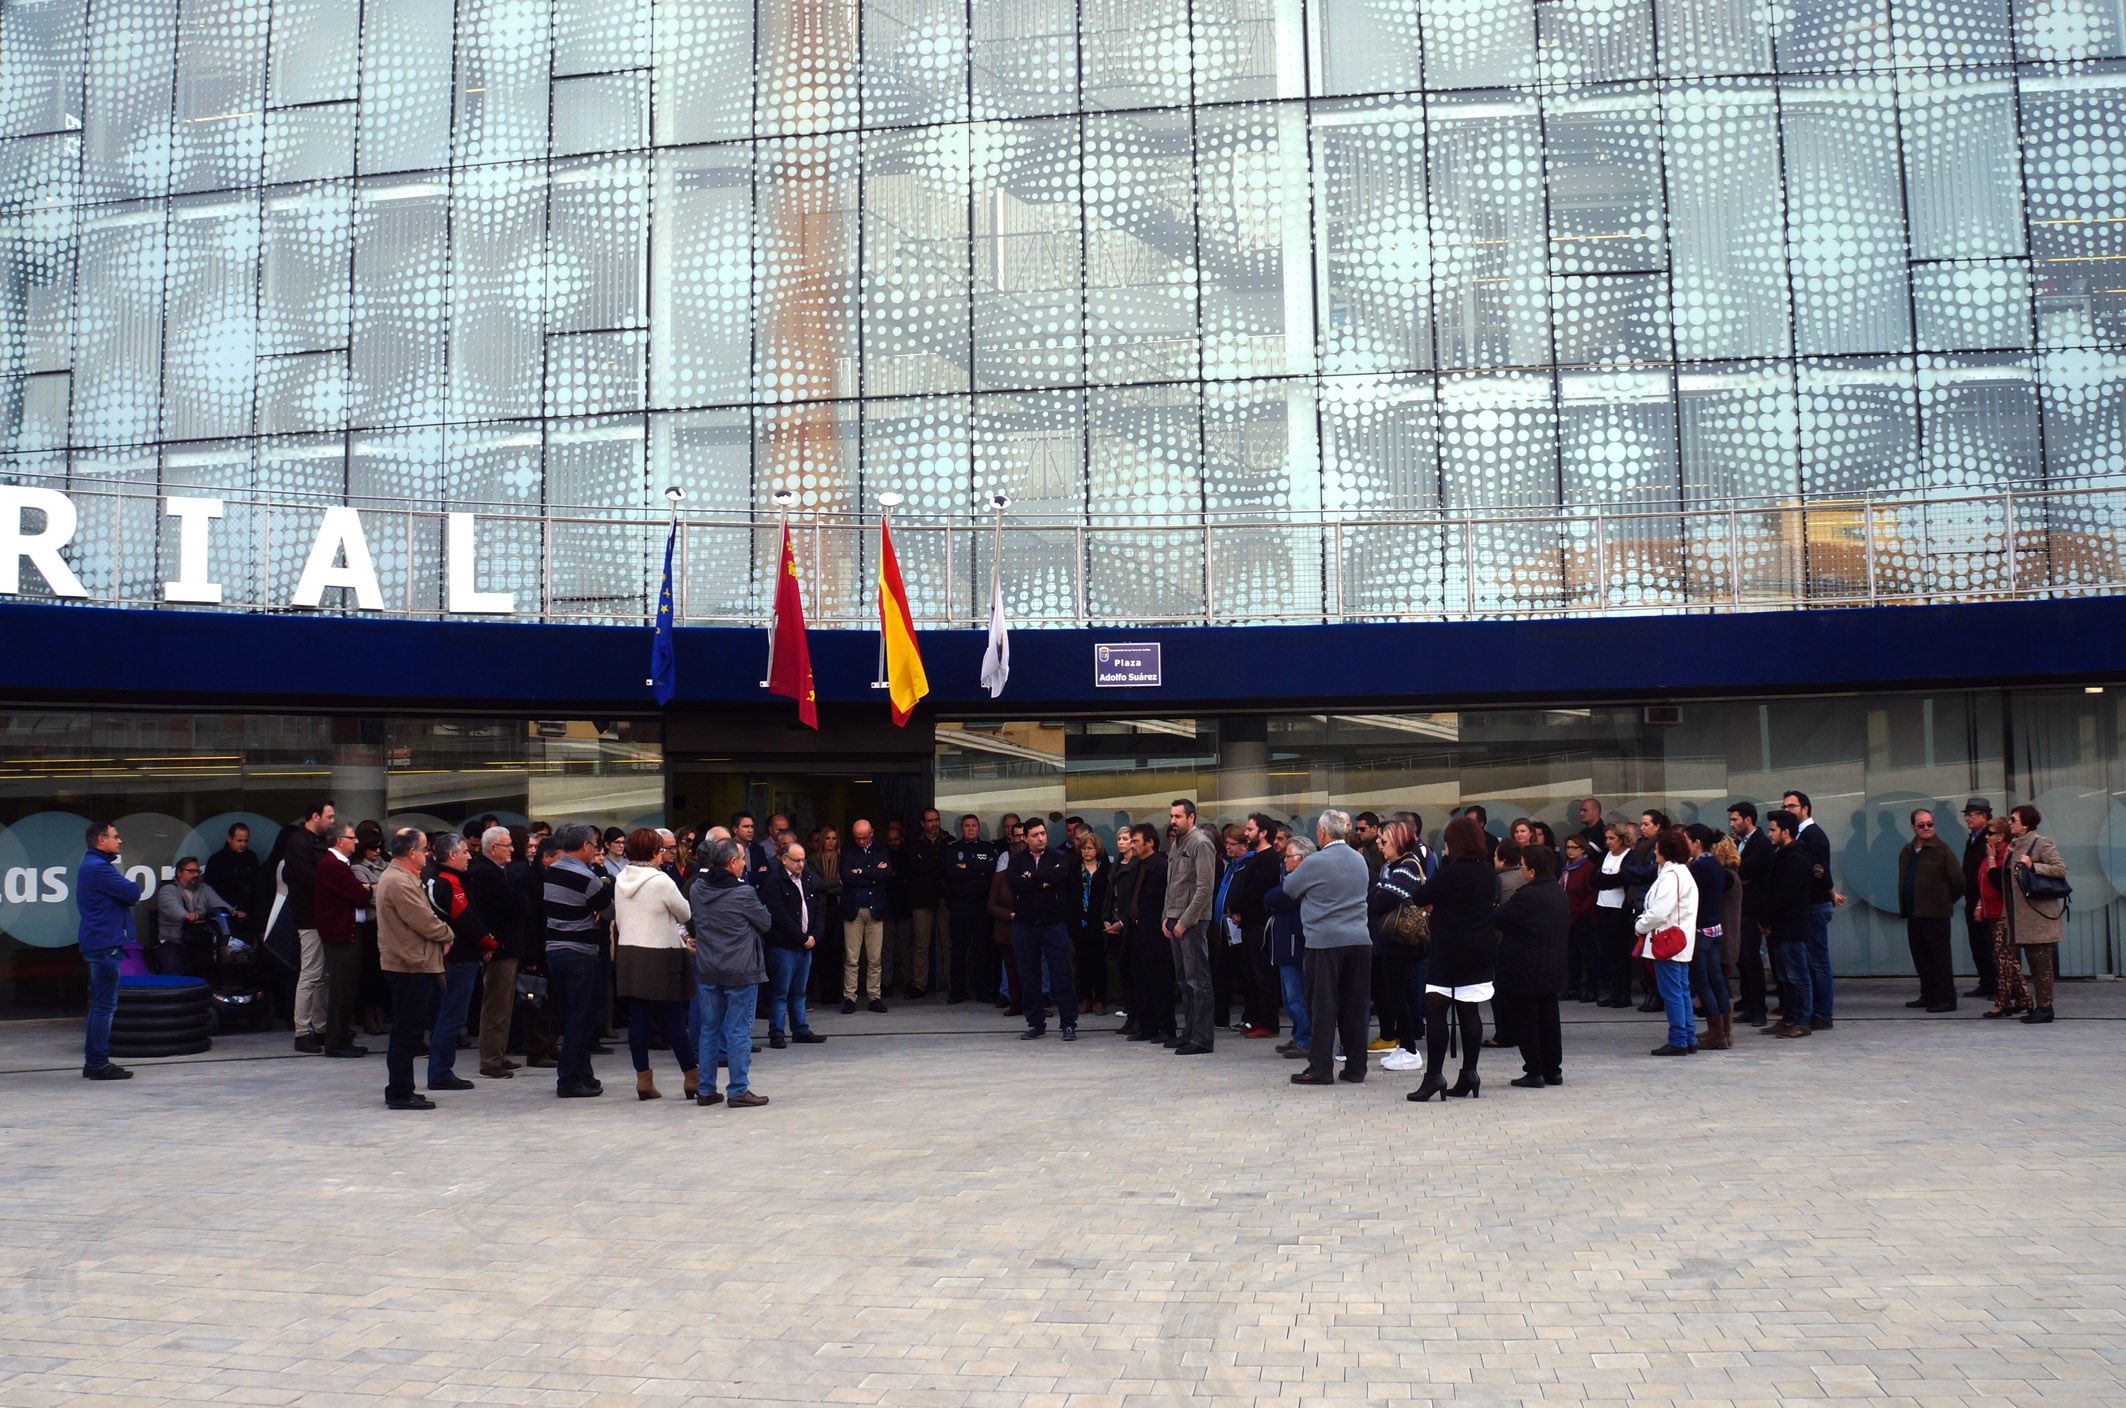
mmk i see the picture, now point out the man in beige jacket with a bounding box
[376,827,455,1110]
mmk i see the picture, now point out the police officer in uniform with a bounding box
[944,814,1000,1004]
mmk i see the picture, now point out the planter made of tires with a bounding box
[106,1036,212,1058]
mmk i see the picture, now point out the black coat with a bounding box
[1734,827,1772,924]
[1795,822,1834,902]
[1007,847,1071,925]
[761,864,823,949]
[1761,843,1816,943]
[464,853,526,961]
[1409,858,1498,988]
[1124,853,1168,950]
[839,842,894,918]
[1492,880,1569,995]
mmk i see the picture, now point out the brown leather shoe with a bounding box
[727,1090,770,1108]
[1775,1022,1812,1039]
[478,1065,514,1079]
[683,1067,699,1099]
[1809,1017,1833,1031]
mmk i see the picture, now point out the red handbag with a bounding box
[1647,925,1688,960]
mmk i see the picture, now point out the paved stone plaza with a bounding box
[3,980,2123,1408]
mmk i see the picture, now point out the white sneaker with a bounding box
[1379,1049,1423,1072]
[1332,1050,1347,1062]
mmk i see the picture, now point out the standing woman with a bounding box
[1066,830,1112,1016]
[1560,835,1599,1002]
[1592,824,1634,1007]
[1368,821,1427,1072]
[1635,826,1701,1056]
[2001,804,2069,1024]
[614,828,697,1100]
[1978,816,2031,1017]
[1684,824,1732,1049]
[810,826,844,1006]
[1405,816,1499,1102]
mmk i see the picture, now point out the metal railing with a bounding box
[11,478,2126,628]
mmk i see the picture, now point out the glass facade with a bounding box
[4,2,2126,623]
[0,710,661,1015]
[935,684,2126,979]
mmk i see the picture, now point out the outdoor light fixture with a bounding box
[771,488,795,507]
[879,491,905,508]
[663,485,683,504]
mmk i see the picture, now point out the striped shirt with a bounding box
[543,855,612,956]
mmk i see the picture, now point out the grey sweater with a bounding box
[1281,843,1371,949]
[688,870,770,986]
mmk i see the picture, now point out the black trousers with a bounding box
[321,941,359,1051]
[384,971,440,1101]
[1130,928,1175,1037]
[1211,930,1237,1027]
[1240,918,1279,1031]
[1598,908,1635,999]
[1498,991,1562,1081]
[1373,943,1418,1049]
[1735,918,1769,1020]
[1908,916,1956,1007]
[1964,911,1997,996]
[1071,920,1110,1005]
[948,903,988,1000]
[1305,945,1372,1081]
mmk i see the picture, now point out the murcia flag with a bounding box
[768,525,817,729]
[877,522,929,726]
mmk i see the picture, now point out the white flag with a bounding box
[979,576,1010,698]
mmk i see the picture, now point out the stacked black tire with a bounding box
[111,975,214,1058]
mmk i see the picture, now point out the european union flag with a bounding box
[648,521,678,705]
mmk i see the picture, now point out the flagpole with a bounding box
[873,492,901,690]
[989,494,1005,611]
[761,488,792,688]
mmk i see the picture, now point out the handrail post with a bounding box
[1727,505,1741,606]
[1591,509,1605,611]
[1862,493,1878,602]
[1072,522,1086,626]
[943,522,955,627]
[2002,489,2017,595]
[404,509,415,615]
[1203,521,1214,624]
[540,511,551,620]
[675,520,687,621]
[1331,520,1345,621]
[1461,519,1477,615]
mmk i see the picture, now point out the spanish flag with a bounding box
[877,521,928,726]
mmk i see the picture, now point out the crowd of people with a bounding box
[70,792,2074,1105]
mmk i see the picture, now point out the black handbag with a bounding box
[2015,863,2072,907]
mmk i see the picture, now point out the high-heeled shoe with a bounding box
[1406,1072,1447,1102]
[1445,1070,1481,1099]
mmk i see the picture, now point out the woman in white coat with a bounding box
[613,828,697,1099]
[1634,826,1701,1057]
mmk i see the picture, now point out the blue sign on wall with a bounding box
[1094,642,1162,688]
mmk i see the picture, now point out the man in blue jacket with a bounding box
[76,821,143,1080]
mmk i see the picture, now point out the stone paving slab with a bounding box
[1,979,2122,1406]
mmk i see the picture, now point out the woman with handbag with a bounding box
[1684,824,1732,1049]
[1405,816,1499,1102]
[1368,820,1428,1072]
[1975,816,2029,1018]
[2001,804,2069,1024]
[614,828,698,1100]
[1635,826,1701,1056]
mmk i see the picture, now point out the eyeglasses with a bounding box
[1914,823,1935,830]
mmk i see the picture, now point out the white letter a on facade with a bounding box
[291,506,384,610]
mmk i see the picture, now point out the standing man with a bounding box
[1225,814,1282,1039]
[310,821,373,1059]
[1760,810,1818,1040]
[267,799,336,1053]
[905,809,949,1000]
[1576,799,1607,855]
[1461,805,1502,862]
[881,819,917,997]
[1283,809,1372,1087]
[465,825,527,1079]
[732,813,772,887]
[1123,824,1173,1043]
[1898,808,1966,1013]
[202,823,256,938]
[1959,798,1998,1002]
[375,827,454,1109]
[1727,802,1774,1028]
[944,814,999,1004]
[761,840,825,1048]
[74,821,142,1081]
[1163,799,1219,1055]
[1350,812,1385,883]
[689,837,774,1108]
[1781,789,1843,1031]
[543,823,615,1098]
[839,818,893,1014]
[1007,819,1078,1041]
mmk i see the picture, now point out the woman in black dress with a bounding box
[1406,816,1499,1103]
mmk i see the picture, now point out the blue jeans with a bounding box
[545,946,606,1088]
[1690,934,1730,1016]
[765,945,814,1036]
[1655,959,1695,1049]
[1774,937,1814,1026]
[696,982,758,1095]
[427,962,481,1083]
[1011,922,1077,1033]
[1807,902,1836,1019]
[82,950,121,1070]
[1277,961,1312,1047]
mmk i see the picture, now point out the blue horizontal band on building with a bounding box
[4,598,2121,713]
